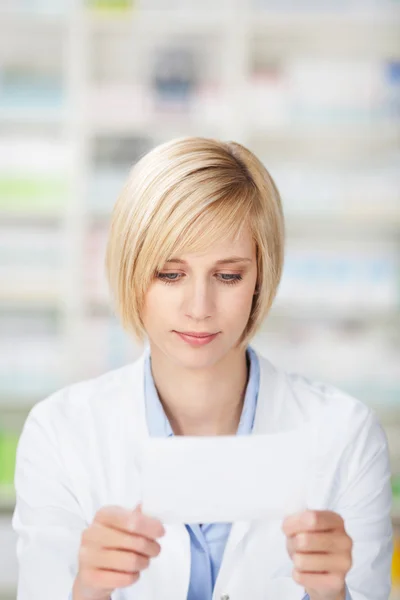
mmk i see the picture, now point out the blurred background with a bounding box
[0,0,400,598]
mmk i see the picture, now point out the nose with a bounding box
[183,278,214,322]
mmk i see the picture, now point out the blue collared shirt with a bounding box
[144,344,259,599]
[143,343,352,600]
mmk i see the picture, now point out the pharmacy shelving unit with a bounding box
[0,2,400,598]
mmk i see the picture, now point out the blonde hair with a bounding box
[105,136,285,350]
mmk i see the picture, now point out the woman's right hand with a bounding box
[73,504,165,600]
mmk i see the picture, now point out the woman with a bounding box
[12,137,392,600]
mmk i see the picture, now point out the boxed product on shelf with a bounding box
[0,516,18,598]
[0,136,71,213]
[276,241,399,313]
[247,61,289,130]
[0,311,64,399]
[137,0,223,9]
[394,474,400,513]
[88,135,152,216]
[0,68,63,109]
[85,225,110,304]
[87,83,148,130]
[2,0,69,14]
[149,34,222,117]
[0,225,66,299]
[393,531,400,599]
[0,335,64,398]
[255,319,400,411]
[386,60,400,120]
[286,58,399,125]
[253,0,400,10]
[88,168,127,217]
[246,55,400,131]
[266,156,400,219]
[88,28,145,126]
[150,45,198,112]
[0,26,65,110]
[0,430,18,489]
[81,312,143,378]
[87,0,134,10]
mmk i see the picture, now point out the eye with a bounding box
[156,272,182,285]
[155,272,243,286]
[218,274,243,285]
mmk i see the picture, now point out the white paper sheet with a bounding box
[137,425,313,524]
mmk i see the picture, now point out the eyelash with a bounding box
[156,273,243,286]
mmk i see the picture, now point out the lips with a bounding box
[177,332,217,338]
[174,331,219,346]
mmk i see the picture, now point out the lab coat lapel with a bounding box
[141,522,191,600]
[214,352,308,598]
[118,352,192,599]
[217,353,286,561]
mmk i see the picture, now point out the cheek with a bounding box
[142,284,177,326]
[142,286,163,326]
[222,283,256,317]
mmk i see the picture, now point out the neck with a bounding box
[148,345,250,436]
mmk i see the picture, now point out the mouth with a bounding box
[173,331,220,346]
[177,331,218,338]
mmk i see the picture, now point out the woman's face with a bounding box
[142,225,258,369]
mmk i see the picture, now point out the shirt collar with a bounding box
[144,344,260,437]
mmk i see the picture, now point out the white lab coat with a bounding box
[12,348,393,600]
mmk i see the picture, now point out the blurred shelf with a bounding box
[89,210,400,233]
[393,508,400,525]
[87,297,399,324]
[250,123,400,160]
[87,9,234,34]
[0,211,64,225]
[249,9,400,39]
[374,408,400,429]
[87,111,226,138]
[0,588,16,600]
[0,10,68,27]
[87,115,400,142]
[0,398,43,413]
[0,298,63,312]
[266,305,400,325]
[86,7,400,34]
[0,487,15,515]
[0,107,66,126]
[285,213,400,238]
[81,299,400,326]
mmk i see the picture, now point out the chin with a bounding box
[167,337,234,370]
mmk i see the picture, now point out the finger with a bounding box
[95,506,138,534]
[282,510,344,537]
[83,523,161,558]
[286,535,297,560]
[293,551,352,574]
[129,506,166,540]
[293,570,345,593]
[83,568,140,591]
[86,547,150,574]
[295,531,353,554]
[95,505,165,539]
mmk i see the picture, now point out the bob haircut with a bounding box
[105,136,285,351]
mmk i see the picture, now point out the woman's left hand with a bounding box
[282,510,353,600]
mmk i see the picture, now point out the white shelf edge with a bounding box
[0,107,67,124]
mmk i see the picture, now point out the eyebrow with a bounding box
[165,257,253,265]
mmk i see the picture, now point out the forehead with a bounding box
[169,225,256,264]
